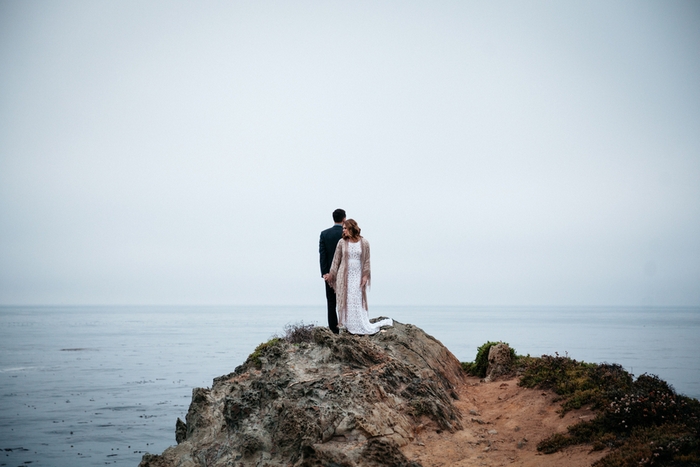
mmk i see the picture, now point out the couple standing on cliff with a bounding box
[319,209,393,335]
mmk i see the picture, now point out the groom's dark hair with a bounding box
[332,209,346,223]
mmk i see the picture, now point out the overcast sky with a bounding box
[1,1,698,307]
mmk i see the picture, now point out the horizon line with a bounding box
[1,304,698,309]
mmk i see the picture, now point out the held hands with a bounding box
[324,273,367,288]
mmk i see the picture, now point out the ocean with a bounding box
[1,305,698,467]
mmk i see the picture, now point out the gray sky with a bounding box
[1,1,699,306]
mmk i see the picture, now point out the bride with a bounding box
[324,219,393,335]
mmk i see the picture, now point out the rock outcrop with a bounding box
[139,321,465,467]
[484,343,514,382]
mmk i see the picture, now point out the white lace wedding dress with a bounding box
[343,241,393,335]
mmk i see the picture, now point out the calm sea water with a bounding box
[1,305,698,467]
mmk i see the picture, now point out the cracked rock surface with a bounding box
[139,321,465,467]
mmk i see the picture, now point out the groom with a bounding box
[319,208,345,334]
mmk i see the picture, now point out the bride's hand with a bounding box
[361,276,368,288]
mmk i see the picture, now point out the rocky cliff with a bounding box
[139,321,465,467]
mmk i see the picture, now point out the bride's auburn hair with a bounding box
[342,219,361,240]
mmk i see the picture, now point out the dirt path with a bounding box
[401,376,608,467]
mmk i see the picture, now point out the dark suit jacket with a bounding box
[319,224,343,276]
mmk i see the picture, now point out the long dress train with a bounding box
[343,241,393,335]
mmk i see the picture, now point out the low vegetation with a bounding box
[245,337,282,369]
[461,340,515,377]
[519,353,634,414]
[463,343,700,466]
[243,322,318,369]
[280,321,315,344]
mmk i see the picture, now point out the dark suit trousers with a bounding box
[325,282,339,334]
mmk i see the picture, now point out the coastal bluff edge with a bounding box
[138,322,700,467]
[139,321,464,467]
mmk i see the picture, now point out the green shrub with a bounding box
[462,341,515,378]
[522,353,700,466]
[593,424,700,467]
[520,355,633,414]
[246,337,282,369]
[602,373,700,433]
